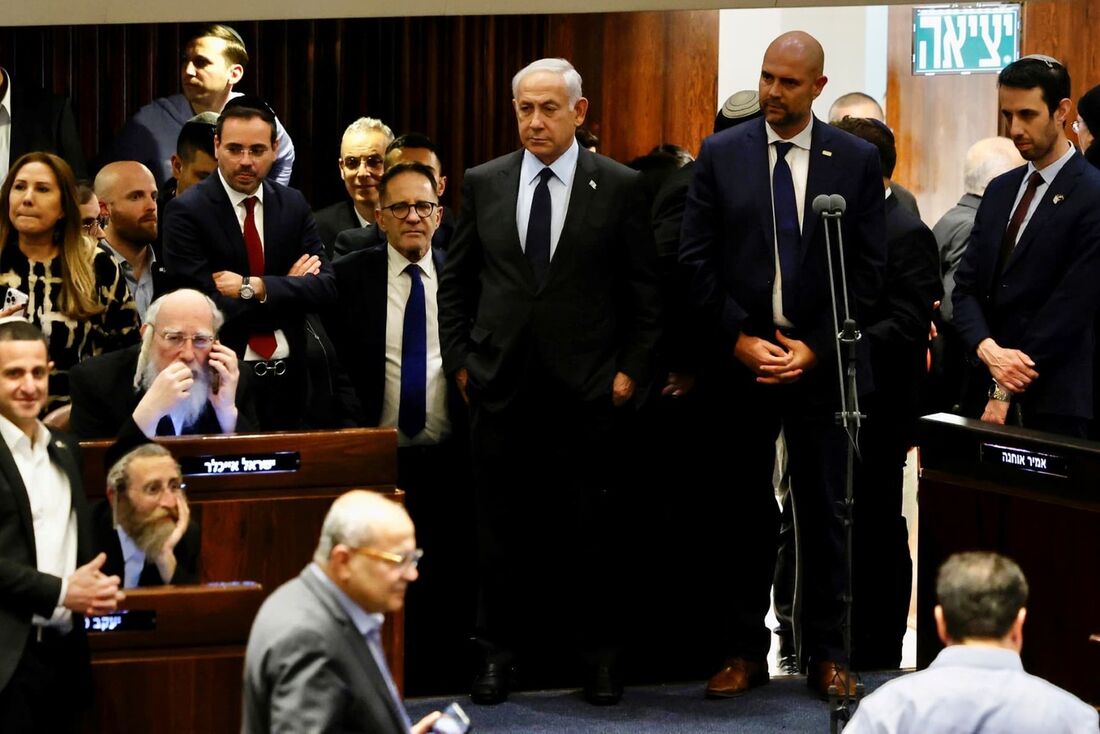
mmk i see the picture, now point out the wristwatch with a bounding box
[239,276,255,300]
[988,382,1011,402]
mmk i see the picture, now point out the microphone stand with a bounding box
[816,195,865,732]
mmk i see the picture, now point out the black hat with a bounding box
[1077,84,1100,139]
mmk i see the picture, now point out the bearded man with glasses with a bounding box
[69,288,258,440]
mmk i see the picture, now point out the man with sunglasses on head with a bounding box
[69,288,258,441]
[92,443,199,588]
[315,117,394,258]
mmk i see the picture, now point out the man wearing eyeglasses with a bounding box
[325,160,473,694]
[92,443,198,588]
[244,490,446,734]
[315,117,394,259]
[69,288,258,440]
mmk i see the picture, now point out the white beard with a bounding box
[140,359,212,431]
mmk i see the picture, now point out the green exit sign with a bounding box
[913,4,1020,75]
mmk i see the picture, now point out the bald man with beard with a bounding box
[95,161,173,320]
[69,288,258,441]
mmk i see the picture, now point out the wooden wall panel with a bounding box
[0,12,717,211]
[885,5,998,226]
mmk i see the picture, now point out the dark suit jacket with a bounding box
[865,195,942,443]
[679,116,886,399]
[7,79,88,180]
[0,429,91,691]
[314,199,366,259]
[90,499,200,587]
[332,218,386,260]
[326,243,463,429]
[243,567,409,734]
[68,343,259,440]
[952,152,1100,419]
[438,147,661,410]
[161,174,337,358]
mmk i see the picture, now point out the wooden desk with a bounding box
[918,413,1100,705]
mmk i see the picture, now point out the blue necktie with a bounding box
[773,141,800,314]
[526,167,554,285]
[399,264,426,438]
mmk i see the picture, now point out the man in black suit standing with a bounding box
[680,31,885,699]
[0,320,123,732]
[163,97,336,431]
[327,161,472,693]
[0,67,87,181]
[438,57,660,706]
[315,117,393,258]
[953,55,1100,438]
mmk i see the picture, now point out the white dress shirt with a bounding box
[516,138,579,260]
[218,171,290,359]
[380,245,451,446]
[0,415,76,631]
[765,116,814,328]
[1008,140,1075,247]
[354,207,371,229]
[0,68,11,184]
[116,526,147,589]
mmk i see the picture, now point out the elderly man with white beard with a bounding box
[69,288,258,440]
[91,443,200,587]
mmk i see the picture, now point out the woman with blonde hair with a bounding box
[0,152,139,412]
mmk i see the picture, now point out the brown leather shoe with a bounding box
[705,657,769,698]
[808,660,857,700]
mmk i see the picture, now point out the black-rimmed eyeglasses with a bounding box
[380,201,439,220]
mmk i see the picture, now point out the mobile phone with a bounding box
[3,286,28,312]
[430,702,471,734]
[209,365,221,394]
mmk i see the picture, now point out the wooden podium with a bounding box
[918,413,1100,705]
[81,428,403,733]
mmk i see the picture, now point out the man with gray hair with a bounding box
[69,288,257,440]
[243,491,445,734]
[92,443,199,588]
[315,117,395,257]
[439,57,660,705]
[846,552,1097,733]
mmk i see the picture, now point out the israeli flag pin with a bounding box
[589,179,597,190]
[1053,194,1065,204]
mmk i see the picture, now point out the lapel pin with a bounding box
[1053,194,1065,204]
[589,180,597,190]
[822,150,833,157]
[54,440,65,449]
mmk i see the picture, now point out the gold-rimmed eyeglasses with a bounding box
[353,547,424,571]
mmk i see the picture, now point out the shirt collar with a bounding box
[0,412,49,454]
[521,136,580,187]
[387,241,435,282]
[100,240,155,273]
[218,169,264,208]
[0,68,11,119]
[116,526,144,565]
[930,644,1024,672]
[766,115,815,151]
[1027,139,1076,185]
[308,563,385,638]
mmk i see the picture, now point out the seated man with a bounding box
[69,288,257,439]
[92,443,199,588]
[847,552,1098,733]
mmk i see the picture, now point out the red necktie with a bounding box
[243,196,277,359]
[997,171,1043,278]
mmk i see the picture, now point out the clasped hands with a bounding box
[64,553,124,616]
[213,254,322,300]
[977,338,1038,425]
[735,330,816,384]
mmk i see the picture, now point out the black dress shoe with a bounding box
[583,664,623,706]
[470,661,513,705]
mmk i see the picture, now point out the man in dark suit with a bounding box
[70,289,257,440]
[162,97,337,431]
[438,57,660,705]
[243,491,444,734]
[0,67,87,181]
[92,443,200,588]
[156,112,219,258]
[953,55,1100,438]
[0,320,123,732]
[315,117,393,258]
[679,31,885,698]
[326,161,472,694]
[833,116,942,669]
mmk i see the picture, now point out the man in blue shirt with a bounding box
[847,552,1097,733]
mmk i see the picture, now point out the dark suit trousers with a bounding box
[469,385,624,661]
[0,629,90,733]
[709,371,850,664]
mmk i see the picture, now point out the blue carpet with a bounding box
[408,671,906,733]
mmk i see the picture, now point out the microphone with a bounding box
[829,194,847,214]
[812,194,833,215]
